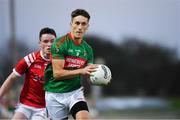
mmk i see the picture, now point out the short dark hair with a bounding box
[71,9,90,21]
[39,27,56,40]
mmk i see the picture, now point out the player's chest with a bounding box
[66,47,88,59]
[29,60,48,75]
[64,48,88,68]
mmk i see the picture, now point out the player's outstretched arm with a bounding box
[0,72,19,99]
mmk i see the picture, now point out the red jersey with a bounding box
[13,50,49,108]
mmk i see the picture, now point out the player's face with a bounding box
[71,15,89,40]
[39,34,55,56]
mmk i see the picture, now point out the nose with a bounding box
[77,24,83,30]
[47,41,53,47]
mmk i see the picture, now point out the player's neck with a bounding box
[40,51,50,61]
[43,54,50,59]
[74,38,82,44]
[68,32,82,45]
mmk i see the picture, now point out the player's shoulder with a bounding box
[24,50,40,60]
[56,34,67,42]
[83,40,92,49]
[21,50,40,67]
[54,34,69,48]
[28,50,40,57]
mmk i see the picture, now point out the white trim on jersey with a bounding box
[13,68,21,76]
[29,54,34,63]
[24,56,31,67]
[40,51,50,61]
[24,53,36,67]
[32,52,36,60]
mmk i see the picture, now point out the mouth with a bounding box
[47,47,51,51]
[76,31,82,34]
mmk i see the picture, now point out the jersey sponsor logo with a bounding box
[34,64,42,69]
[64,56,87,68]
[33,74,44,83]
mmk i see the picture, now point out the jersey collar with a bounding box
[40,50,50,61]
[68,32,83,45]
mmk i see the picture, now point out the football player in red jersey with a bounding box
[0,27,56,120]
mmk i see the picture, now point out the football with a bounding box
[90,64,112,86]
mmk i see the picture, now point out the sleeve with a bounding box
[13,57,28,76]
[87,46,94,64]
[51,39,65,60]
[13,52,35,76]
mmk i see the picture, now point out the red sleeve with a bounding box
[14,57,28,76]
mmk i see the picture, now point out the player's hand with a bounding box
[81,64,98,75]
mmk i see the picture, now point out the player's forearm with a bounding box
[53,68,82,80]
[0,72,18,98]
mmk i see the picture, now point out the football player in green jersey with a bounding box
[44,9,98,119]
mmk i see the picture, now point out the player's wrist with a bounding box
[78,68,83,76]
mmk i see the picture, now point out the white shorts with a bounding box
[15,103,46,120]
[45,87,86,119]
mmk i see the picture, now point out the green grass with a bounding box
[97,108,180,119]
[168,97,180,109]
[95,97,180,119]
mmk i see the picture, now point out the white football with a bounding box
[90,64,112,86]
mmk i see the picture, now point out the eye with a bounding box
[75,21,80,25]
[42,40,49,43]
[81,22,87,26]
[50,39,55,43]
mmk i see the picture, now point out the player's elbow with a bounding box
[53,71,60,80]
[53,71,64,80]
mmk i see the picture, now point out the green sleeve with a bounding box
[88,46,94,64]
[51,39,65,60]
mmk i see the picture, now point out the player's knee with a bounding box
[70,101,89,119]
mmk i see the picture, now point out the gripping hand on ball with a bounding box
[81,64,98,76]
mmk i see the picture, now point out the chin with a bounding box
[75,36,81,40]
[45,52,51,55]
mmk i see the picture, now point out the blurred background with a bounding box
[0,0,180,119]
